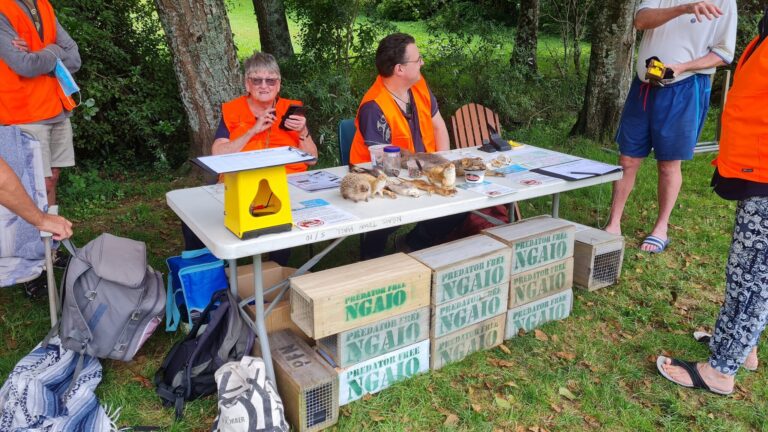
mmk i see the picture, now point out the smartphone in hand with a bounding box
[279,104,306,130]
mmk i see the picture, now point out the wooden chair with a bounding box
[450,103,522,222]
[450,103,502,149]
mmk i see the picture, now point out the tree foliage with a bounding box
[52,0,187,168]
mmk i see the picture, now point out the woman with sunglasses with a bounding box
[212,51,317,173]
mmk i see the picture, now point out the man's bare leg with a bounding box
[45,167,61,206]
[640,160,681,252]
[605,155,644,236]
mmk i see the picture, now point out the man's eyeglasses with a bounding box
[248,77,280,86]
[401,55,423,65]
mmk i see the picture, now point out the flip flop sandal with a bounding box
[656,356,733,396]
[693,332,758,371]
[641,235,669,254]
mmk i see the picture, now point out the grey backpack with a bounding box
[47,233,165,362]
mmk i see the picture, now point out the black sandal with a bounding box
[656,356,733,395]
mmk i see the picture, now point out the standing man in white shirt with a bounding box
[604,1,737,253]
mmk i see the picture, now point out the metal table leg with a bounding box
[551,193,560,218]
[228,259,238,297]
[251,256,276,382]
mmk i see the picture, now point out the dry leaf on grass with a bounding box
[472,404,483,413]
[444,414,460,426]
[488,358,516,368]
[550,403,562,413]
[504,381,519,388]
[370,412,385,422]
[499,344,512,355]
[494,396,511,409]
[363,394,373,401]
[558,387,577,401]
[534,329,549,342]
[554,351,576,361]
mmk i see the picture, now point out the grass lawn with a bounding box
[2,6,764,432]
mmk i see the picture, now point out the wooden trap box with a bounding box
[335,339,430,406]
[229,262,312,344]
[258,330,339,432]
[573,225,624,291]
[430,314,506,370]
[483,215,575,275]
[431,284,508,338]
[291,253,431,339]
[317,307,429,368]
[505,289,573,339]
[509,257,573,309]
[408,235,512,305]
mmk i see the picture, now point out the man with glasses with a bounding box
[349,32,450,163]
[350,33,459,259]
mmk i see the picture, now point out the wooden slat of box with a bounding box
[431,283,508,338]
[408,235,512,305]
[508,257,573,309]
[573,227,625,291]
[261,330,339,432]
[336,339,430,406]
[430,314,506,370]
[291,253,431,339]
[505,289,573,339]
[317,307,429,368]
[483,215,575,275]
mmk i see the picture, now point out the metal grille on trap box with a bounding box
[573,225,624,291]
[262,330,339,432]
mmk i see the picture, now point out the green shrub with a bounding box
[53,0,187,168]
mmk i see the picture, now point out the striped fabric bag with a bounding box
[0,337,118,432]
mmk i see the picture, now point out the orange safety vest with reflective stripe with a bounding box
[0,0,75,124]
[712,36,768,183]
[221,96,307,173]
[349,76,435,164]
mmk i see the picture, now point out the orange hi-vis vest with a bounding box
[713,36,768,183]
[221,96,307,173]
[0,0,75,124]
[349,76,435,164]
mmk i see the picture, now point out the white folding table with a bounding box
[166,146,622,381]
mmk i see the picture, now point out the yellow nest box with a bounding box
[195,147,316,239]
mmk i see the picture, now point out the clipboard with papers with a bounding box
[532,158,622,181]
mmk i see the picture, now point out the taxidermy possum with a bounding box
[400,149,457,188]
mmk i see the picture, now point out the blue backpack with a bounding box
[166,248,228,331]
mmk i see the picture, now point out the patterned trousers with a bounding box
[709,197,768,375]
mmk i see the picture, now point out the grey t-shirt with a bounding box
[0,0,81,124]
[635,0,736,83]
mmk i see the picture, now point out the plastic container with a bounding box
[383,146,401,176]
[368,144,388,167]
[464,169,485,184]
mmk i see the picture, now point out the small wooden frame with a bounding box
[505,289,573,339]
[264,330,339,432]
[431,284,508,338]
[290,253,431,339]
[335,339,430,406]
[317,307,430,368]
[509,257,573,308]
[408,235,512,305]
[483,215,575,275]
[573,226,624,291]
[430,314,506,370]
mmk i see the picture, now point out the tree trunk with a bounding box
[510,0,539,73]
[252,0,294,61]
[570,0,637,141]
[154,0,243,157]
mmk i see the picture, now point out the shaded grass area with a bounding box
[3,113,766,431]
